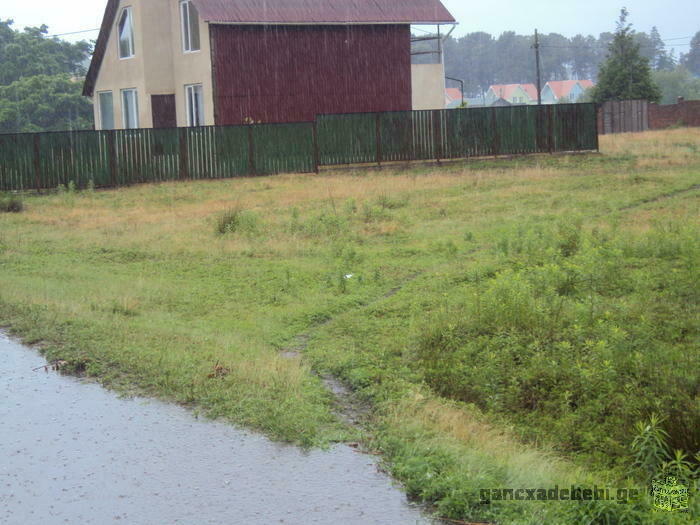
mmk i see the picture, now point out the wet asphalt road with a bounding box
[0,332,430,525]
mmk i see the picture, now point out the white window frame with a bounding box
[185,84,205,127]
[180,0,201,53]
[117,6,135,59]
[121,88,139,129]
[98,91,115,130]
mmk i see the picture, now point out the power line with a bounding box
[540,44,691,49]
[662,36,695,41]
[47,28,100,38]
[539,36,693,50]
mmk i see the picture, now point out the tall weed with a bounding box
[414,220,700,474]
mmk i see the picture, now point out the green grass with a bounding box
[0,129,698,523]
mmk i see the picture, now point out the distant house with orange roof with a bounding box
[541,80,595,104]
[445,88,463,108]
[484,84,538,106]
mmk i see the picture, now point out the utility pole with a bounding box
[534,29,542,105]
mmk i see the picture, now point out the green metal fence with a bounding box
[0,103,597,192]
[317,103,598,166]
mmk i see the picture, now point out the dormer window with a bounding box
[118,7,135,59]
[180,0,201,52]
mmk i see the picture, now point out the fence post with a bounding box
[433,110,443,163]
[594,104,600,152]
[491,108,499,157]
[108,131,117,187]
[312,121,320,174]
[33,133,42,192]
[179,127,189,179]
[247,125,256,175]
[375,113,383,167]
[547,105,555,154]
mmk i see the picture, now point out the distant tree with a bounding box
[0,74,93,133]
[591,9,661,103]
[652,67,700,104]
[0,20,91,86]
[569,34,599,80]
[444,32,498,96]
[0,20,93,132]
[494,32,532,84]
[539,32,570,81]
[648,26,676,71]
[681,31,700,76]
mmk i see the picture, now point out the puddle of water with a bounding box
[0,333,433,525]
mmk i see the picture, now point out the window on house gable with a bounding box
[185,84,205,126]
[118,7,135,59]
[121,88,139,129]
[98,91,115,130]
[180,0,201,52]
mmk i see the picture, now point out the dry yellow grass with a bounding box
[385,390,591,489]
[601,127,700,167]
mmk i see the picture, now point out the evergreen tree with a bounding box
[591,9,661,103]
[681,31,700,76]
[569,34,599,80]
[649,26,675,71]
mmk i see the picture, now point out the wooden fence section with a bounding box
[0,104,598,192]
[597,100,649,135]
[318,104,598,167]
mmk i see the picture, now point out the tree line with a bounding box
[438,25,700,100]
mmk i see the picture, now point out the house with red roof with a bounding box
[445,88,463,108]
[541,80,595,104]
[83,0,455,129]
[484,84,538,106]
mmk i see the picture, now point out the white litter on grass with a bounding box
[344,274,354,279]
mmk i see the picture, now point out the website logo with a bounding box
[651,476,689,512]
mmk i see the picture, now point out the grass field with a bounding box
[1,129,698,523]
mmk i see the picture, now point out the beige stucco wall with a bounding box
[93,1,148,128]
[93,0,214,129]
[168,1,214,127]
[411,64,446,111]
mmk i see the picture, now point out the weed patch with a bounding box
[215,207,261,235]
[0,193,23,213]
[415,221,699,470]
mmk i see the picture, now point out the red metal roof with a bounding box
[545,80,595,99]
[191,0,456,25]
[520,84,538,101]
[445,88,462,102]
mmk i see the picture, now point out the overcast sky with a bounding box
[3,0,699,56]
